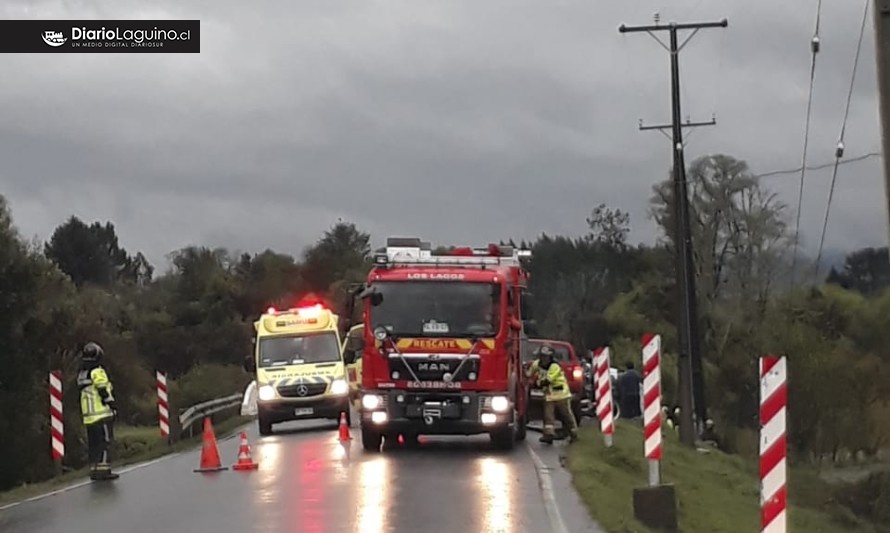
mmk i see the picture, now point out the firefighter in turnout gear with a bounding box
[77,342,119,480]
[530,343,578,444]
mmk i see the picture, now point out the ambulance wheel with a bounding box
[362,427,383,452]
[258,417,273,436]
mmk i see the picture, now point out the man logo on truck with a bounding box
[417,362,450,371]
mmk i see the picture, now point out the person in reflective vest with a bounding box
[77,342,119,480]
[530,343,578,444]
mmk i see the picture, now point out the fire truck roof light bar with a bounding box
[374,253,531,267]
[376,237,532,267]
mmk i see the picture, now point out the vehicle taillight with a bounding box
[572,366,583,380]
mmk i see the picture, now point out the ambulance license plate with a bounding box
[530,390,544,398]
[294,408,313,416]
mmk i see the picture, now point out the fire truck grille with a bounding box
[389,356,481,382]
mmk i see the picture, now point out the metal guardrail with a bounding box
[178,393,243,437]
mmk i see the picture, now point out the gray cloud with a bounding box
[0,0,884,270]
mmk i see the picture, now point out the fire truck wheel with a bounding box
[490,420,516,450]
[515,408,527,441]
[361,427,383,452]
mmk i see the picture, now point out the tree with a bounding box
[649,154,791,316]
[44,216,149,287]
[301,220,371,293]
[585,203,631,249]
[826,247,890,296]
[233,250,304,318]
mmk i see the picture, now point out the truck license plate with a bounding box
[294,408,314,416]
[530,390,544,398]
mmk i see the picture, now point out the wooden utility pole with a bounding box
[619,16,727,447]
[875,0,890,238]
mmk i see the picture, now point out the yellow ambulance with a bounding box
[244,301,351,435]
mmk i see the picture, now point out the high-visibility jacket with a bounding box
[533,360,571,402]
[78,366,115,425]
[526,359,539,378]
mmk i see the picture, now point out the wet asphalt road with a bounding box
[0,417,604,533]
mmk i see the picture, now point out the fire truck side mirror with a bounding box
[369,292,383,306]
[345,335,365,353]
[243,355,256,373]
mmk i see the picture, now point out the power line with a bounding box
[755,152,881,179]
[790,0,823,287]
[813,0,872,281]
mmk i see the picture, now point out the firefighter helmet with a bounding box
[535,344,556,359]
[81,342,104,362]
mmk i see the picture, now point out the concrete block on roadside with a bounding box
[632,484,677,532]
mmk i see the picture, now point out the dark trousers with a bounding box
[621,394,642,419]
[543,398,578,437]
[86,418,114,468]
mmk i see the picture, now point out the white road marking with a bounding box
[526,441,570,533]
[0,426,245,511]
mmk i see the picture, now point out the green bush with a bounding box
[172,363,250,412]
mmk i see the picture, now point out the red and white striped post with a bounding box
[594,347,614,447]
[49,370,64,464]
[642,334,663,487]
[760,355,787,533]
[157,371,170,439]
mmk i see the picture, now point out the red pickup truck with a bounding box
[522,339,585,424]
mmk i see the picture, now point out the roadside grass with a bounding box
[566,420,884,533]
[0,415,250,507]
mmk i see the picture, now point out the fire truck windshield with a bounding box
[369,281,500,338]
[258,331,341,367]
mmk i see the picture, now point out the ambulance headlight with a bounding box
[330,379,348,396]
[258,385,276,401]
[490,396,510,413]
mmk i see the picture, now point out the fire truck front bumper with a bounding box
[359,390,515,435]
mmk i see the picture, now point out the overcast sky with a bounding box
[0,0,884,270]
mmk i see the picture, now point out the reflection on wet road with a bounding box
[0,419,600,533]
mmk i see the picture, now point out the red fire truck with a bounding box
[343,237,535,451]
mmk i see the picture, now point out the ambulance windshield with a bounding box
[369,281,500,337]
[259,331,340,367]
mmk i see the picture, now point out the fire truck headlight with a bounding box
[330,379,348,396]
[258,385,276,401]
[490,396,510,413]
[362,394,382,410]
[373,326,388,341]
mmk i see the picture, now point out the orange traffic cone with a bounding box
[194,417,228,473]
[338,412,352,443]
[232,432,259,471]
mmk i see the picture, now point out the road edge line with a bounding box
[0,424,247,511]
[526,441,570,533]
